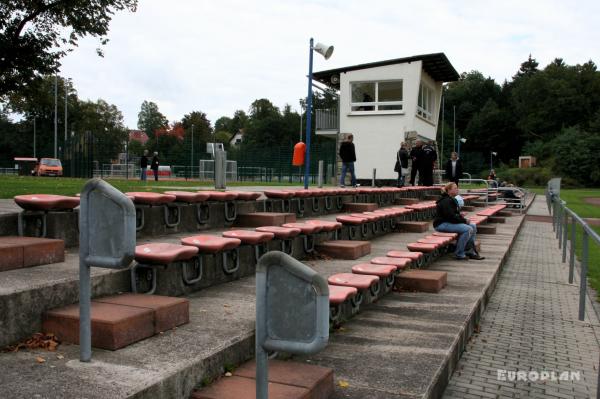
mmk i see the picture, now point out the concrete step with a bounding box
[343,203,378,212]
[396,221,430,233]
[0,236,64,272]
[234,212,296,227]
[395,198,420,205]
[315,240,371,259]
[395,269,447,293]
[193,359,334,399]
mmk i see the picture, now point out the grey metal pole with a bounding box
[578,230,589,321]
[557,204,562,243]
[372,168,376,187]
[190,124,194,178]
[255,271,268,399]
[54,75,58,158]
[33,117,36,158]
[453,105,456,152]
[317,160,323,188]
[64,79,68,145]
[569,219,576,284]
[562,211,568,263]
[440,94,444,168]
[79,260,92,361]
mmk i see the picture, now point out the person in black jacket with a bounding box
[395,142,409,187]
[433,182,485,260]
[150,152,160,181]
[409,140,422,186]
[339,134,357,187]
[444,151,463,185]
[419,140,437,186]
[140,150,149,181]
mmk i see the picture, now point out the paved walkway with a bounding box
[443,197,600,399]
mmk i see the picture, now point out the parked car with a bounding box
[33,158,63,177]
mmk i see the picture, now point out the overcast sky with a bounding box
[58,0,600,129]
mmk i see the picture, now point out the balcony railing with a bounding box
[315,109,339,131]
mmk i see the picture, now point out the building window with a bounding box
[417,82,434,121]
[350,80,403,112]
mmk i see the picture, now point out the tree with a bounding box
[513,54,539,79]
[137,100,168,152]
[0,0,137,97]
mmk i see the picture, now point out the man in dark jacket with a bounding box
[444,151,463,185]
[433,182,485,260]
[140,150,149,181]
[339,134,357,187]
[396,142,409,187]
[150,152,159,181]
[419,140,437,186]
[409,140,422,186]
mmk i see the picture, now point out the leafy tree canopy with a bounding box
[0,0,137,97]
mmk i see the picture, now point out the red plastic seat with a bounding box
[421,236,452,245]
[228,191,262,201]
[361,212,385,221]
[255,226,302,239]
[203,191,238,201]
[164,191,210,203]
[407,242,438,253]
[305,220,342,232]
[350,213,378,222]
[328,285,358,305]
[181,235,241,253]
[287,189,311,198]
[370,257,411,270]
[432,232,458,239]
[328,273,379,290]
[135,243,198,264]
[14,194,80,211]
[386,250,423,260]
[281,222,322,234]
[352,263,396,277]
[222,230,274,245]
[417,238,445,246]
[126,192,176,205]
[263,190,294,199]
[336,215,367,225]
[306,189,326,197]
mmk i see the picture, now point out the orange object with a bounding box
[292,142,306,166]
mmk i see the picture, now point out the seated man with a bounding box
[433,182,485,260]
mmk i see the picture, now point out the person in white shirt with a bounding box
[444,151,463,185]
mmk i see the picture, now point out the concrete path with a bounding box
[443,197,600,399]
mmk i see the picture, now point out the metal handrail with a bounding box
[546,187,600,398]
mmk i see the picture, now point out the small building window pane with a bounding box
[351,82,376,103]
[378,81,403,102]
[378,104,403,111]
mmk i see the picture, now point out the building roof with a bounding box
[313,52,459,89]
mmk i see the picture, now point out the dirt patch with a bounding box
[584,218,600,227]
[583,197,600,206]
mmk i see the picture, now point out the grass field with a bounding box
[0,176,297,198]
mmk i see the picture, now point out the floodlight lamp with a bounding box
[313,42,334,60]
[460,137,467,143]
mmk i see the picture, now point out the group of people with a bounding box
[395,140,438,187]
[140,150,160,181]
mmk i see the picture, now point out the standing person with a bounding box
[409,140,423,186]
[339,134,357,188]
[488,169,498,188]
[151,151,160,181]
[395,142,409,187]
[419,140,437,186]
[140,150,149,181]
[444,151,463,185]
[433,182,485,260]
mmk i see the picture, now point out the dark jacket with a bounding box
[150,156,159,170]
[409,146,421,168]
[140,155,148,169]
[398,148,409,168]
[444,159,463,181]
[433,193,467,228]
[339,142,356,163]
[420,144,437,170]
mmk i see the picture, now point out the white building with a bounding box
[313,53,459,181]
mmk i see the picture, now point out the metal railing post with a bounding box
[569,219,576,284]
[578,230,589,321]
[562,210,568,263]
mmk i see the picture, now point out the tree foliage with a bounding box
[0,0,137,97]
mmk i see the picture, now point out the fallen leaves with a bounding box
[337,380,350,388]
[36,356,46,363]
[2,332,60,353]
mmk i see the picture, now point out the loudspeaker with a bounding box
[313,42,334,60]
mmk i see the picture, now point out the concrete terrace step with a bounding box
[0,209,526,398]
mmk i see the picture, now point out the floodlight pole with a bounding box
[303,38,315,189]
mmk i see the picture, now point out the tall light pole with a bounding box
[452,105,456,153]
[190,124,194,178]
[303,38,334,189]
[54,75,58,158]
[64,78,69,154]
[457,137,467,158]
[490,151,497,172]
[33,116,37,158]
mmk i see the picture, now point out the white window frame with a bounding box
[417,82,435,121]
[349,80,403,114]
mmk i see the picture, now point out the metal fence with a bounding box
[546,180,600,398]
